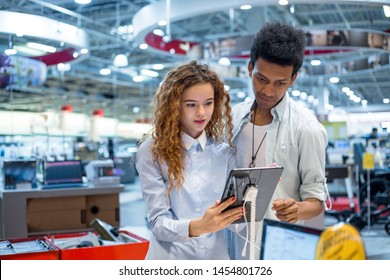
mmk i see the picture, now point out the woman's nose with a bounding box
[196,105,205,116]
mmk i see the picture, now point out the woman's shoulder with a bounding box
[207,137,235,152]
[138,136,154,153]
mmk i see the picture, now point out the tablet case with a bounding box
[220,166,283,223]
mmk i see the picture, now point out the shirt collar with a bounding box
[271,92,288,122]
[181,130,207,151]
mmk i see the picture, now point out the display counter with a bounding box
[0,184,124,239]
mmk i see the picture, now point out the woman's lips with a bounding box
[194,120,206,125]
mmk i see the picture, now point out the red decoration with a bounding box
[61,105,73,112]
[92,109,104,117]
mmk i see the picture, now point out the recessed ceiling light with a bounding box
[113,54,128,67]
[152,64,164,70]
[99,68,111,75]
[4,49,17,55]
[240,5,252,10]
[74,0,91,4]
[329,77,339,83]
[311,59,321,66]
[383,5,390,17]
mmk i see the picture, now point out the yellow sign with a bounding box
[362,153,375,170]
[316,223,366,260]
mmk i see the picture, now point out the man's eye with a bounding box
[275,82,286,87]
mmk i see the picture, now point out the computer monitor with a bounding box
[353,142,365,172]
[37,160,84,186]
[260,218,323,260]
[2,160,37,189]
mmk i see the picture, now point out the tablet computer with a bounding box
[220,166,283,223]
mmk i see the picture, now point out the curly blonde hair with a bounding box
[151,60,234,195]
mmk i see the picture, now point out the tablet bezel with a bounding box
[220,166,283,223]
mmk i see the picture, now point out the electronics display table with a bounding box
[0,184,124,239]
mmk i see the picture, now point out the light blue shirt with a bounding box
[232,93,329,203]
[229,93,329,259]
[136,131,236,259]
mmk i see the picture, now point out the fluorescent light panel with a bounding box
[26,42,56,53]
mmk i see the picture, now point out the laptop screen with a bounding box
[260,219,323,260]
[44,160,83,185]
[2,160,37,189]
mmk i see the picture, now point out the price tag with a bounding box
[362,152,375,170]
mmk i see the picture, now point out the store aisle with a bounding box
[119,177,151,240]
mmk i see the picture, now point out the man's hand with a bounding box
[272,198,299,223]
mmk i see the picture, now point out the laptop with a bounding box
[260,218,323,260]
[37,160,87,189]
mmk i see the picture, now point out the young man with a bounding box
[230,23,329,259]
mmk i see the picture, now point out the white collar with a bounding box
[181,130,207,151]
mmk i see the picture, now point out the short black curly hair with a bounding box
[250,23,306,76]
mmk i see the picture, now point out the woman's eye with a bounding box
[186,103,196,107]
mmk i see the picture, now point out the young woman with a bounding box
[136,61,242,259]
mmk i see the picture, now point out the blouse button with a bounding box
[281,145,286,150]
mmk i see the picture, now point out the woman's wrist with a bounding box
[189,218,203,237]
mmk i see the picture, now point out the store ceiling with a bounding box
[0,0,389,121]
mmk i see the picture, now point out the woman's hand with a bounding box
[189,197,243,237]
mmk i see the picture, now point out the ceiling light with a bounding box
[57,63,71,72]
[152,64,164,70]
[113,54,128,67]
[341,87,350,93]
[27,42,56,53]
[311,59,321,66]
[139,43,148,50]
[4,48,17,55]
[153,29,165,36]
[14,45,42,55]
[278,0,288,6]
[99,68,111,75]
[141,69,158,77]
[218,57,231,66]
[224,85,230,91]
[133,107,140,113]
[361,100,368,106]
[158,20,167,26]
[329,77,339,83]
[353,97,361,103]
[383,6,390,17]
[325,104,334,111]
[291,90,300,97]
[74,0,91,4]
[383,98,390,104]
[133,75,144,82]
[237,91,246,99]
[80,48,89,54]
[240,5,252,10]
